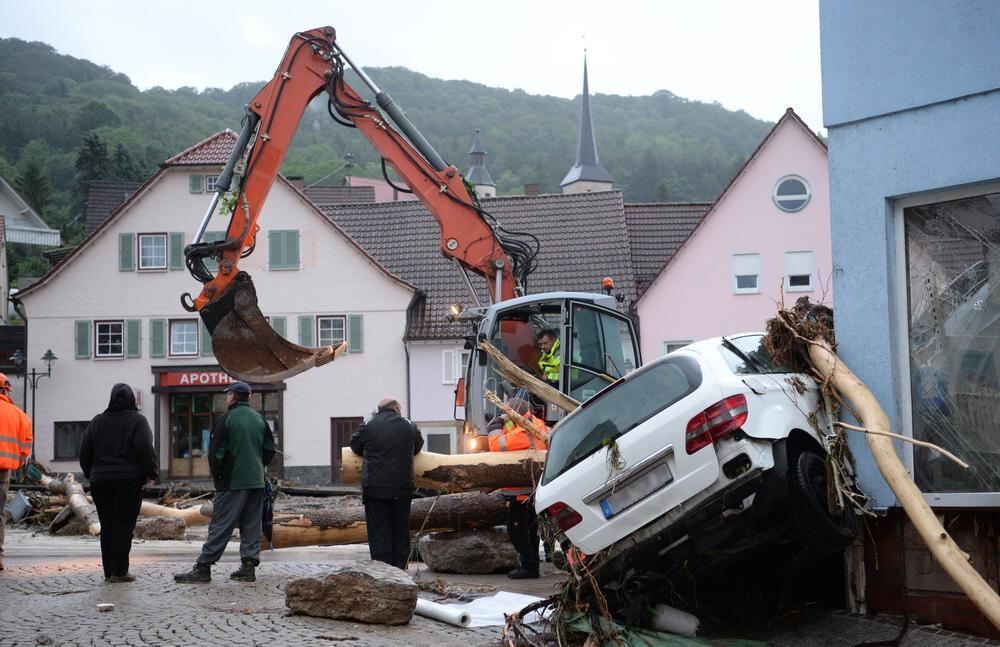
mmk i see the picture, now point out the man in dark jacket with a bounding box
[350,398,423,569]
[79,383,158,583]
[175,381,275,584]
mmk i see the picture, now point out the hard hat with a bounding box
[0,373,11,392]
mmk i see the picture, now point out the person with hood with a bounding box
[175,381,275,584]
[350,397,423,569]
[79,383,158,583]
[0,372,31,573]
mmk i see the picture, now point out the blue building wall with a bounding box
[820,0,1000,508]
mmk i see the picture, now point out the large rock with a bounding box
[134,516,186,540]
[285,560,417,625]
[417,527,519,574]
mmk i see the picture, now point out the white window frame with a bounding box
[169,319,199,357]
[731,253,761,294]
[442,348,471,384]
[417,422,459,454]
[662,340,693,356]
[784,251,815,292]
[95,320,124,359]
[206,175,219,192]
[317,315,346,348]
[893,179,1000,508]
[137,233,168,271]
[773,174,811,212]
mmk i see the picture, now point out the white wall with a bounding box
[18,169,414,477]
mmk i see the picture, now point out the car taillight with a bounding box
[685,394,748,454]
[546,501,583,532]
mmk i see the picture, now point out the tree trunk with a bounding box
[340,448,546,492]
[478,341,580,412]
[37,473,100,536]
[139,500,213,525]
[808,339,1000,631]
[263,490,507,549]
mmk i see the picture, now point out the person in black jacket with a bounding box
[80,383,158,583]
[350,398,423,569]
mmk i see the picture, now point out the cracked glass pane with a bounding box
[905,191,1000,493]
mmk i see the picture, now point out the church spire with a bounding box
[561,53,613,194]
[465,129,496,198]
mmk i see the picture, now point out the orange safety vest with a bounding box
[0,393,32,470]
[489,413,547,499]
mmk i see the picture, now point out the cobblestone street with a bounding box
[2,529,999,646]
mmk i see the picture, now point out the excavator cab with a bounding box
[462,292,640,445]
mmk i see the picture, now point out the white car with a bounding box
[534,333,857,581]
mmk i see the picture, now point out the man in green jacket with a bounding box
[175,381,275,584]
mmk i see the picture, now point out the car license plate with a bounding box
[600,462,673,519]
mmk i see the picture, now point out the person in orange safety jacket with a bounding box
[0,372,32,572]
[488,397,547,580]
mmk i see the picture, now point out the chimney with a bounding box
[524,183,540,196]
[286,175,305,190]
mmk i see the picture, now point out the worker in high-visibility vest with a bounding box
[488,397,547,579]
[0,372,32,572]
[537,329,561,385]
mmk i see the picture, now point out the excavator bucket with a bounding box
[199,272,346,383]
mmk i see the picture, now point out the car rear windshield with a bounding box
[542,356,702,485]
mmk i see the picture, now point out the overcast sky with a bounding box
[2,0,824,129]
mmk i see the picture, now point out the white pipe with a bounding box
[414,598,471,627]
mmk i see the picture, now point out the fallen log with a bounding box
[263,490,506,549]
[767,298,1000,632]
[478,341,580,412]
[341,448,545,492]
[37,473,100,535]
[140,500,212,525]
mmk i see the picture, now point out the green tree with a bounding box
[14,161,51,214]
[73,99,120,133]
[111,143,142,181]
[72,132,110,214]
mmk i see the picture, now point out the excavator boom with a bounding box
[183,27,521,382]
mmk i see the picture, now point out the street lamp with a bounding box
[9,349,57,459]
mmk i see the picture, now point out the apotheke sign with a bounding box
[160,371,237,387]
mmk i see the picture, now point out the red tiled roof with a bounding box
[624,203,712,296]
[163,130,239,166]
[324,190,637,339]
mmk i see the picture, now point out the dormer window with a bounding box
[773,175,811,212]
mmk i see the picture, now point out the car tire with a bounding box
[789,450,858,553]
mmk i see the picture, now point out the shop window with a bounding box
[54,421,87,460]
[318,316,346,347]
[138,233,167,270]
[170,319,199,356]
[95,320,124,358]
[902,187,1000,497]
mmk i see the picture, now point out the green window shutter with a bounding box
[75,320,92,359]
[126,319,142,358]
[189,174,204,193]
[200,320,213,356]
[202,231,225,271]
[269,231,284,269]
[285,230,300,268]
[271,316,286,339]
[150,319,166,358]
[348,314,364,353]
[169,232,184,270]
[298,315,314,347]
[118,233,135,271]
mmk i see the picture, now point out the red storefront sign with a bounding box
[159,370,237,388]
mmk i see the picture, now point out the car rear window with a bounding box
[542,356,702,485]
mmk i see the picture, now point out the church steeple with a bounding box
[465,129,496,198]
[561,54,613,194]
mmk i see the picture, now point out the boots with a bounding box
[230,559,256,582]
[173,562,211,583]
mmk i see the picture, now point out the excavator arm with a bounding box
[183,27,522,382]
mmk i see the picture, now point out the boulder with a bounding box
[285,560,417,625]
[134,516,186,540]
[417,527,519,574]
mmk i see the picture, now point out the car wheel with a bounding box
[789,450,858,553]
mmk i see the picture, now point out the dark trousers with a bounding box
[198,488,264,566]
[0,469,9,564]
[90,477,144,578]
[506,497,540,572]
[363,496,412,570]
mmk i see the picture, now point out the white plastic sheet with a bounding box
[415,598,471,627]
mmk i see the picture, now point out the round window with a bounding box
[773,175,811,212]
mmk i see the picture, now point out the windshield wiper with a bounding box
[721,336,766,373]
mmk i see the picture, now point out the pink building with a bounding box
[635,109,831,359]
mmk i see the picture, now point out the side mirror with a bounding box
[454,377,466,407]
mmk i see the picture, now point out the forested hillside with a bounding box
[0,37,773,277]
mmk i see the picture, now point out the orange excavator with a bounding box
[183,27,640,436]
